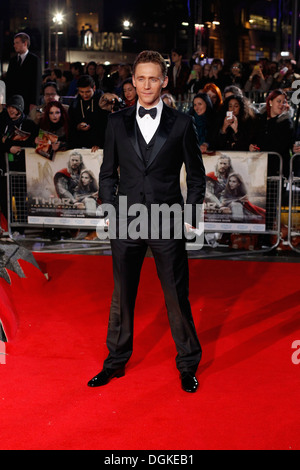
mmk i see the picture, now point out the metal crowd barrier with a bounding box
[5,153,109,253]
[287,153,300,253]
[5,151,284,257]
[201,151,283,256]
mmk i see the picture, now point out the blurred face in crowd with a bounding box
[44,86,59,105]
[203,64,211,76]
[206,90,217,105]
[123,82,137,102]
[228,99,240,117]
[231,63,241,76]
[87,64,96,76]
[7,106,21,120]
[193,97,207,116]
[269,94,286,117]
[78,86,95,101]
[171,51,182,66]
[14,37,28,55]
[96,64,105,77]
[49,105,61,124]
[133,62,168,108]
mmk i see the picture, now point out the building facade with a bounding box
[0,0,298,71]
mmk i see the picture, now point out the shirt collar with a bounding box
[19,50,29,61]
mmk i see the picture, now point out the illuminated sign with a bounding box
[83,31,123,52]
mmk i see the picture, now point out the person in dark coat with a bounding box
[68,75,109,151]
[5,32,42,114]
[213,94,258,151]
[166,48,190,100]
[250,89,294,178]
[0,94,38,171]
[189,92,214,153]
[0,95,38,220]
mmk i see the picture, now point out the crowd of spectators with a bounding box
[0,33,300,238]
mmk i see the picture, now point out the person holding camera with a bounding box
[213,94,257,151]
[68,75,109,151]
[207,58,227,91]
[270,60,300,92]
[29,82,67,126]
[244,62,269,101]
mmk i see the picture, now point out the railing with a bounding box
[287,153,300,253]
[3,150,287,258]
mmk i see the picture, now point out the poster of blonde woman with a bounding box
[203,152,267,232]
[25,148,104,228]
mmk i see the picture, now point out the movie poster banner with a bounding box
[25,148,104,228]
[203,151,268,232]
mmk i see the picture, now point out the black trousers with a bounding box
[103,233,202,374]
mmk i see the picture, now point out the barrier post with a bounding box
[288,153,300,253]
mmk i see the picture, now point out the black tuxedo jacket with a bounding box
[99,103,206,221]
[6,52,42,113]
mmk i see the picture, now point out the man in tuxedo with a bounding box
[88,50,206,393]
[6,32,42,114]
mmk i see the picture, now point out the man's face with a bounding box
[78,86,95,101]
[14,37,28,55]
[7,106,21,120]
[132,62,168,108]
[44,86,59,105]
[171,52,181,65]
[217,158,230,173]
[69,155,81,170]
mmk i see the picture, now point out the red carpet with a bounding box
[0,253,300,450]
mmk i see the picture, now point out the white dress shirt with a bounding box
[136,99,163,144]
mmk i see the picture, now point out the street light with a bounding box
[53,12,64,25]
[53,11,65,66]
[123,20,132,30]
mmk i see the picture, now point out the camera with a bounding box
[112,97,126,112]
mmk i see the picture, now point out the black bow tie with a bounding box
[138,106,157,119]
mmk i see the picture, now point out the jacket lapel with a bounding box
[123,105,143,161]
[146,104,177,168]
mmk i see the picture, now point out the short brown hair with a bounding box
[14,32,30,47]
[132,50,167,78]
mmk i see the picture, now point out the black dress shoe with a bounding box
[87,367,125,387]
[180,372,199,393]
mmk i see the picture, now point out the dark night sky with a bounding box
[103,0,146,30]
[103,0,189,30]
